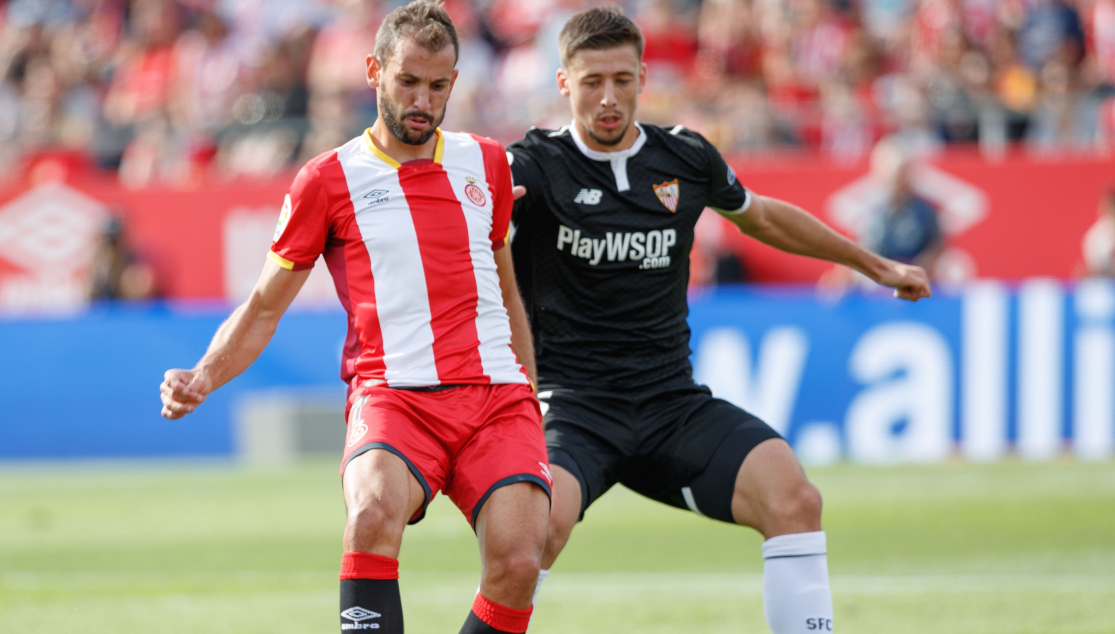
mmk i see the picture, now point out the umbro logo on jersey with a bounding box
[573,189,603,205]
[341,606,381,629]
[364,189,390,206]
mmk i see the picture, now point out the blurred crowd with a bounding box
[1,0,1115,187]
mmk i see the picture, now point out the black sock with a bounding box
[459,610,504,633]
[340,578,403,632]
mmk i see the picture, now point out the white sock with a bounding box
[526,569,550,628]
[761,531,834,633]
[531,568,550,605]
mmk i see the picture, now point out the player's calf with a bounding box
[729,439,821,538]
[762,531,833,634]
[461,482,549,633]
[540,463,582,569]
[730,440,833,633]
[339,448,427,633]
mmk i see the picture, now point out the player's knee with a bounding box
[772,481,823,532]
[544,482,579,556]
[545,521,567,550]
[546,511,574,552]
[488,547,543,589]
[346,500,405,548]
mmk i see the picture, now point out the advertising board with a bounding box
[2,282,1111,463]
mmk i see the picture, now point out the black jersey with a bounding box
[508,122,751,390]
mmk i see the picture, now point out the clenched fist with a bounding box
[159,369,212,419]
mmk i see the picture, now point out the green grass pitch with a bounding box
[1,459,1113,633]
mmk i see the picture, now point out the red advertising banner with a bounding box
[0,149,1111,312]
[720,149,1115,284]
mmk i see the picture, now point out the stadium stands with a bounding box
[0,0,1113,188]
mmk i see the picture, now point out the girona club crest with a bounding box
[653,179,680,213]
[464,177,487,206]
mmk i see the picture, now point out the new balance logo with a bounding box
[539,462,552,485]
[573,189,603,205]
[341,607,381,630]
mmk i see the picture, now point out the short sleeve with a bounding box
[269,161,329,271]
[692,131,751,215]
[487,146,516,250]
[507,140,546,223]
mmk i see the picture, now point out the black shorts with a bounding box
[539,382,782,524]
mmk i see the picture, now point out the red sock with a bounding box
[339,553,402,632]
[340,551,399,580]
[463,593,533,633]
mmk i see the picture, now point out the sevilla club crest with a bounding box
[653,179,680,212]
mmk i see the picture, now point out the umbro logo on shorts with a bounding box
[341,607,381,629]
[574,189,603,205]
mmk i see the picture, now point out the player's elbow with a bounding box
[243,291,285,331]
[733,196,776,238]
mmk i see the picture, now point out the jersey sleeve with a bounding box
[507,137,547,223]
[686,129,752,215]
[269,160,330,271]
[488,142,515,250]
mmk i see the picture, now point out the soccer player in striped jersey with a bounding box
[160,3,549,633]
[509,7,932,634]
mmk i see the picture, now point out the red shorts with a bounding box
[340,382,551,527]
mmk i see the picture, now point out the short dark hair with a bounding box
[374,0,459,65]
[558,5,644,68]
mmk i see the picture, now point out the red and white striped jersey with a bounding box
[269,128,528,389]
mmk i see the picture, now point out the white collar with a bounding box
[568,120,647,162]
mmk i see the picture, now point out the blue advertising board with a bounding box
[0,303,348,459]
[1,280,1112,462]
[689,280,1113,463]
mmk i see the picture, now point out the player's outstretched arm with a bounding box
[160,261,311,419]
[494,243,538,389]
[724,195,932,302]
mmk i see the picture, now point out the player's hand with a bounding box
[512,185,526,200]
[874,261,932,302]
[160,368,212,419]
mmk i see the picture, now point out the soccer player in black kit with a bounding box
[507,7,932,633]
